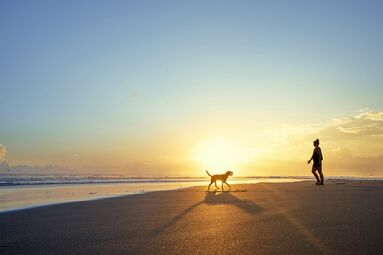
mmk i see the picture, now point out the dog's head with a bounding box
[226,171,234,176]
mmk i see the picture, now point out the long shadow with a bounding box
[204,190,263,214]
[149,200,204,238]
[150,190,262,238]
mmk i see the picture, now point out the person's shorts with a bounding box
[312,166,322,171]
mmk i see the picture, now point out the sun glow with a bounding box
[192,138,255,170]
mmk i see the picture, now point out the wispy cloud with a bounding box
[333,111,383,136]
[286,111,383,145]
[0,144,10,172]
[0,144,6,161]
[245,111,383,176]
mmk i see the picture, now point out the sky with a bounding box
[1,0,383,177]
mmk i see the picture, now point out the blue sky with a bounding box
[1,1,382,175]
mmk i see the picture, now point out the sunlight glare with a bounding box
[192,139,254,170]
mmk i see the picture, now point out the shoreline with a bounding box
[0,190,147,215]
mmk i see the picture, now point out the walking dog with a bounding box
[206,170,233,191]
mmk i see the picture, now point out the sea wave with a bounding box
[0,174,380,186]
[0,175,208,186]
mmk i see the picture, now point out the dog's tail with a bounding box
[205,170,212,177]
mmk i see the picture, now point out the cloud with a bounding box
[0,144,9,172]
[300,111,383,175]
[333,112,383,136]
[288,111,383,147]
[356,111,383,121]
[325,147,383,176]
[2,164,73,175]
[0,161,10,172]
[0,144,6,161]
[253,111,383,176]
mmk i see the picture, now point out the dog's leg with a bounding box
[208,181,213,191]
[221,182,224,191]
[214,181,219,189]
[224,182,231,190]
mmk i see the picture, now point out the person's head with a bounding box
[313,139,320,147]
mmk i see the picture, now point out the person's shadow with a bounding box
[150,190,262,238]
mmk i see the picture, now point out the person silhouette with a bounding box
[307,139,324,185]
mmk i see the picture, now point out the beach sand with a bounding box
[1,181,383,255]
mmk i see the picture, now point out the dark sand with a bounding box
[1,181,383,255]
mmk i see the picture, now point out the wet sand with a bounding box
[1,181,383,255]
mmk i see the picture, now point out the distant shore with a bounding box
[1,180,383,254]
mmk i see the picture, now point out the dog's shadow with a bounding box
[149,190,262,239]
[204,190,262,214]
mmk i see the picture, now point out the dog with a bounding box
[206,170,233,191]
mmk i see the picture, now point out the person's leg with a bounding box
[312,169,320,183]
[318,169,324,184]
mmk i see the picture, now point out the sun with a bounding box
[192,138,254,170]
